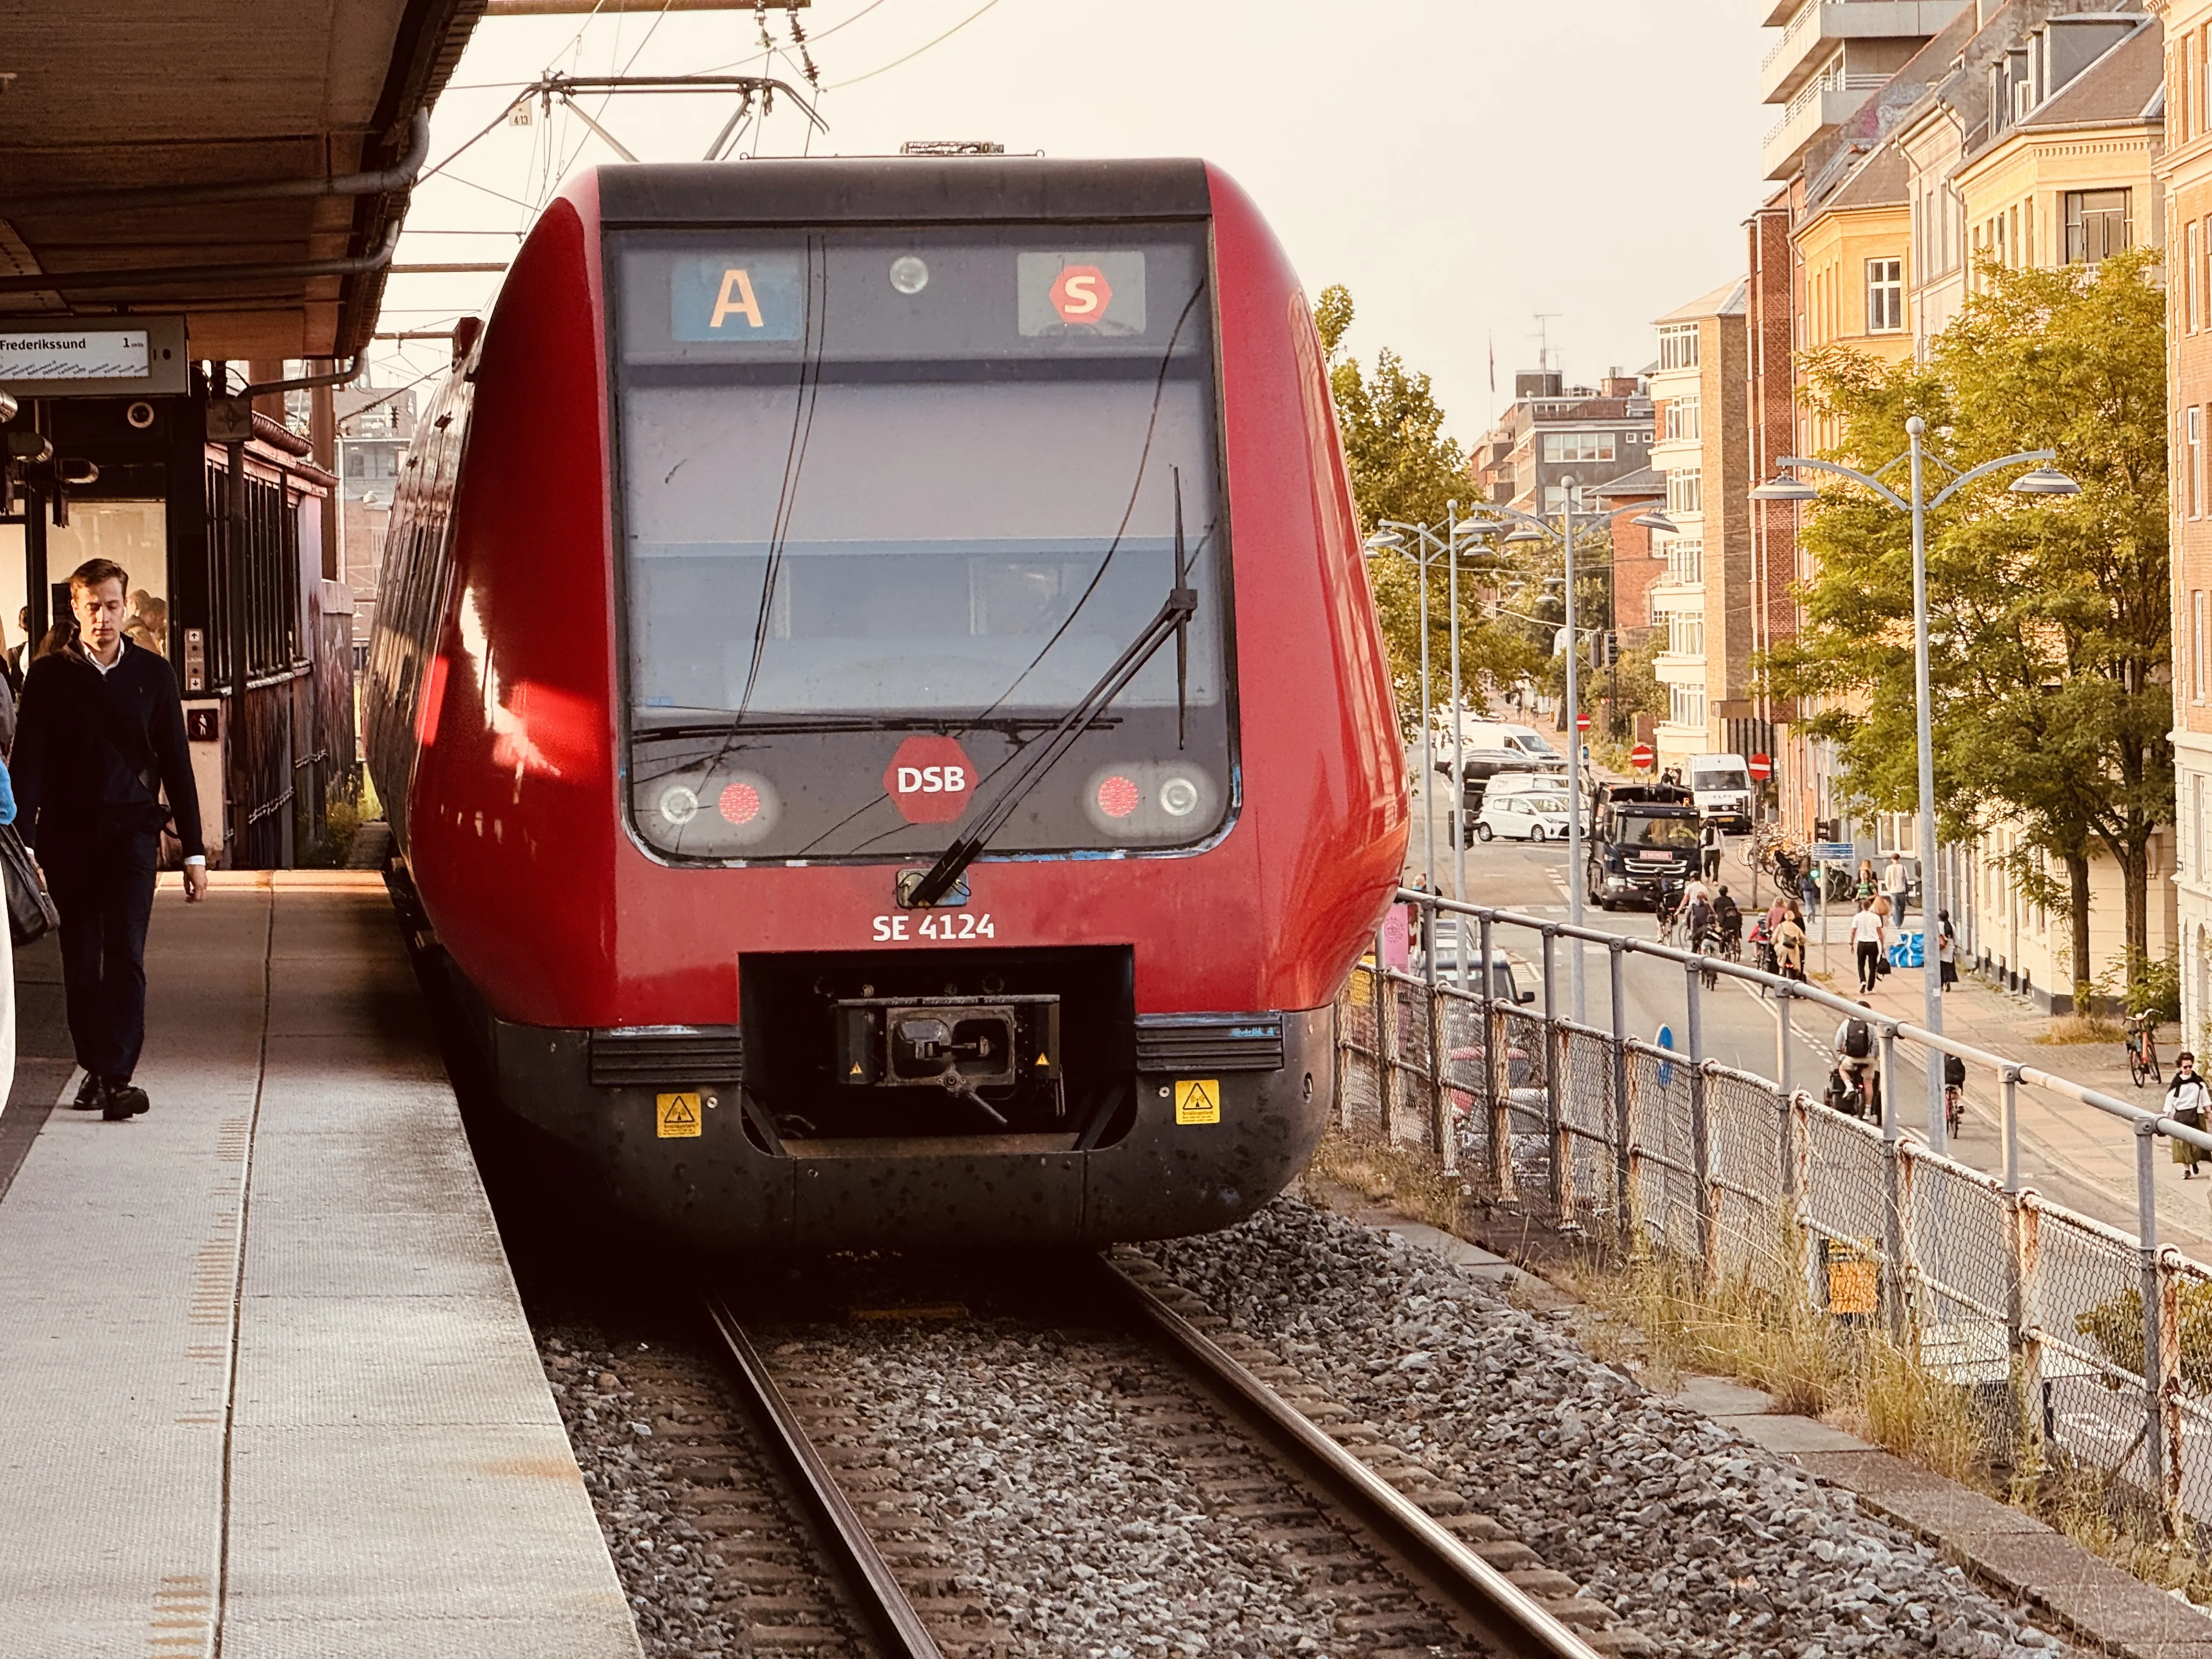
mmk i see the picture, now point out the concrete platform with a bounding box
[0,872,641,1659]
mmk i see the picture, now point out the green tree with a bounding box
[1318,284,1541,726]
[1763,249,2169,997]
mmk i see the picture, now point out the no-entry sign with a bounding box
[1575,712,1592,732]
[1630,743,1655,771]
[1748,752,1773,782]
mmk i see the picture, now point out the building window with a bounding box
[1667,470,1702,517]
[1658,323,1700,372]
[2176,224,2194,338]
[1666,538,1704,585]
[2197,774,2207,879]
[2197,590,2207,702]
[2193,407,2204,519]
[1865,258,1904,334]
[1665,613,1706,657]
[1541,431,1617,464]
[1668,682,1707,730]
[2064,189,2132,263]
[1650,590,1664,627]
[1663,396,1701,443]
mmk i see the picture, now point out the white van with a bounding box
[1688,752,1754,831]
[1453,721,1568,771]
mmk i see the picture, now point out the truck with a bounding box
[1584,780,1702,910]
[1687,752,1756,832]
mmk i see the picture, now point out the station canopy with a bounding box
[0,0,484,364]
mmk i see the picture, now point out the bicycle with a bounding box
[1943,1055,1966,1140]
[2126,1012,2163,1089]
[1696,929,1723,990]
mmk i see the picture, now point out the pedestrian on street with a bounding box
[1937,909,1958,990]
[9,558,207,1121]
[1700,820,1723,882]
[1849,898,1886,993]
[2169,1054,2210,1179]
[1855,859,1877,904]
[1883,853,1911,922]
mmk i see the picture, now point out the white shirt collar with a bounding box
[81,637,127,676]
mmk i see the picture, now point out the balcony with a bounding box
[1760,1,1968,103]
[1762,71,1889,181]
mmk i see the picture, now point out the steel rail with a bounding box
[1096,1254,1607,1659]
[703,1298,944,1659]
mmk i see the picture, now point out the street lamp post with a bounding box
[1751,434,2078,1149]
[1472,491,1677,1022]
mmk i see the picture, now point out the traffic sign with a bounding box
[1748,752,1771,782]
[1629,743,1655,771]
[1655,1025,1675,1089]
[1814,841,1854,862]
[1576,711,1592,732]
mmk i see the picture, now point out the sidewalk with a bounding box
[1713,838,2212,1253]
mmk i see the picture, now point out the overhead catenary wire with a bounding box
[826,0,1006,88]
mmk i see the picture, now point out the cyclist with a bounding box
[1827,1001,1882,1119]
[1654,879,1686,943]
[1714,885,1743,960]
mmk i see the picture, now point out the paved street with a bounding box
[1409,765,2212,1250]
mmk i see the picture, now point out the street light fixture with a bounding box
[1752,419,2079,1150]
[2008,467,2083,496]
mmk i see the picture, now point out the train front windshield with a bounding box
[610,225,1233,862]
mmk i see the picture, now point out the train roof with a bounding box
[594,157,1213,227]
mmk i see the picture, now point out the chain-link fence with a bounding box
[1340,894,2212,1538]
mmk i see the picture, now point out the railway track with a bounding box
[701,1252,1616,1659]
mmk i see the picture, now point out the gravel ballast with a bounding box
[1144,1198,2078,1659]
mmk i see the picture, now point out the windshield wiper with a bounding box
[904,509,1198,910]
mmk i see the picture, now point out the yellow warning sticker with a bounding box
[1174,1079,1221,1126]
[656,1092,703,1138]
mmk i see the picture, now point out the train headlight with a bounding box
[1096,774,1141,819]
[889,255,929,295]
[659,785,699,827]
[1082,764,1219,842]
[718,780,763,825]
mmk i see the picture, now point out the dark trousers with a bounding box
[1856,939,1881,991]
[43,828,159,1083]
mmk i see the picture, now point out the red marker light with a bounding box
[718,781,763,825]
[1096,775,1140,819]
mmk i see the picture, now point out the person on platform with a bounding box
[9,558,207,1121]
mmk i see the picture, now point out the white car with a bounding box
[1474,793,1571,843]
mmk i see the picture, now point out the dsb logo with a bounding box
[895,764,966,795]
[883,736,975,825]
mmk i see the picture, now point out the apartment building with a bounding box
[334,383,417,646]
[1648,282,1757,777]
[2158,0,2212,1044]
[1468,371,1655,515]
[1748,0,2175,1007]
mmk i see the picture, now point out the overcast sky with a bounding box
[384,1,1774,443]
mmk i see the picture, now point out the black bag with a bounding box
[1876,955,1892,977]
[1843,1019,1872,1059]
[0,824,58,945]
[1943,1053,1967,1088]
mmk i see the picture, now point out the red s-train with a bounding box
[366,157,1406,1249]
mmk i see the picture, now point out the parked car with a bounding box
[1433,720,1568,774]
[1412,921,1537,1002]
[1474,792,1572,843]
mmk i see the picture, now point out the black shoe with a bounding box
[102,1084,149,1121]
[71,1074,108,1111]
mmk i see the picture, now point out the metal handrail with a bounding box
[1398,888,2212,1155]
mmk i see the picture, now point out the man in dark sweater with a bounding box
[10,557,207,1120]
